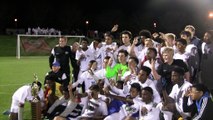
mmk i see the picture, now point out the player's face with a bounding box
[128,59,136,67]
[146,49,155,60]
[185,28,194,37]
[81,40,88,48]
[118,53,126,63]
[72,42,79,51]
[141,90,152,103]
[190,87,202,100]
[121,34,130,45]
[162,52,173,63]
[52,66,60,72]
[137,70,148,83]
[91,90,99,99]
[91,62,97,70]
[105,36,112,44]
[130,87,139,98]
[59,38,67,47]
[176,42,186,52]
[203,32,212,43]
[103,58,109,68]
[165,37,174,46]
[171,71,180,85]
[144,40,153,48]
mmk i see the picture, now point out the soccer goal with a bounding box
[16,34,85,59]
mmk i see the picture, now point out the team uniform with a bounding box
[79,96,108,119]
[10,85,44,113]
[75,47,95,79]
[158,80,192,120]
[47,96,69,119]
[49,45,72,82]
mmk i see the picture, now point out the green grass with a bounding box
[0,35,17,56]
[0,56,50,119]
[0,35,78,119]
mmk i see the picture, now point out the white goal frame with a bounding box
[16,34,85,59]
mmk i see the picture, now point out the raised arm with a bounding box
[150,59,161,80]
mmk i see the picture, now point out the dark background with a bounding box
[0,0,212,37]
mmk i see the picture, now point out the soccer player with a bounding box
[49,36,73,84]
[9,81,44,120]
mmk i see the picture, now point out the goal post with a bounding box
[16,34,85,59]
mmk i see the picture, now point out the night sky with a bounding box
[0,0,212,36]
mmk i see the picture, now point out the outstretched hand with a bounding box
[111,24,119,32]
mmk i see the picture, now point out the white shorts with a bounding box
[10,99,19,113]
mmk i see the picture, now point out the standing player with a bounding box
[49,36,73,84]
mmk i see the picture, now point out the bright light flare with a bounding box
[86,21,89,25]
[209,12,213,18]
[153,22,157,28]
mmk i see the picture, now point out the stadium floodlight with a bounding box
[209,12,213,18]
[16,34,85,59]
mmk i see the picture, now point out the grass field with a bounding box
[0,35,80,119]
[0,56,50,119]
[0,35,76,119]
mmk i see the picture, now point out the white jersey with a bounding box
[76,47,95,72]
[123,78,161,103]
[89,41,102,70]
[173,52,190,63]
[185,44,197,56]
[114,44,131,60]
[12,85,44,103]
[81,97,108,118]
[104,97,141,120]
[97,42,117,68]
[169,80,192,118]
[139,102,160,120]
[138,47,148,63]
[10,85,44,113]
[72,70,96,91]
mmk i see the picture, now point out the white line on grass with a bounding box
[0,83,29,87]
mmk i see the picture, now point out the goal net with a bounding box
[16,34,85,59]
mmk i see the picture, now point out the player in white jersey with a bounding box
[9,81,44,120]
[157,67,192,120]
[76,38,95,79]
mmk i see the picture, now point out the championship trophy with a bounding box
[31,73,42,120]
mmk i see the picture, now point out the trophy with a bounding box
[31,73,41,120]
[32,74,39,102]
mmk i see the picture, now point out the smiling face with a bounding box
[176,41,186,53]
[59,37,67,47]
[203,32,212,44]
[162,48,174,64]
[162,52,173,63]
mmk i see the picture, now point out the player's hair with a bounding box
[131,83,141,92]
[141,66,152,76]
[31,81,42,91]
[142,86,153,95]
